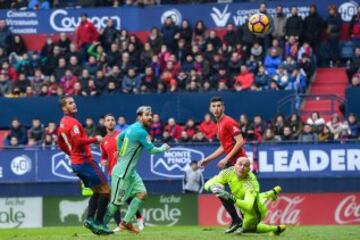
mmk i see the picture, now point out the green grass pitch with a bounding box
[1,225,360,240]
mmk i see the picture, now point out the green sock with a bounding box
[103,202,119,225]
[123,197,143,223]
[256,223,278,233]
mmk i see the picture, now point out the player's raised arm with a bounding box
[138,130,170,154]
[204,168,229,192]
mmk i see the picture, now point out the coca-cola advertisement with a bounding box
[198,193,360,225]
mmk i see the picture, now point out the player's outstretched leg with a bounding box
[120,196,144,234]
[126,197,144,231]
[256,222,286,235]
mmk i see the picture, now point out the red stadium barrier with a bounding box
[198,193,360,226]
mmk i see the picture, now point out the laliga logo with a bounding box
[51,151,102,179]
[151,147,204,178]
[161,9,182,26]
[335,195,360,224]
[338,1,358,22]
[11,155,32,175]
[265,196,304,225]
[50,9,121,32]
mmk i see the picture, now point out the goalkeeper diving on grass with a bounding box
[204,157,286,235]
[104,106,170,233]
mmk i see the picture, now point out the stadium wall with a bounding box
[0,193,359,228]
[0,91,293,127]
[0,143,359,196]
[346,88,360,117]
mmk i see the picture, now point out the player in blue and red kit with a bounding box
[199,96,247,234]
[57,96,112,235]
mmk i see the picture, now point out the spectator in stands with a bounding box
[148,27,163,55]
[7,118,28,145]
[349,6,360,48]
[179,131,191,143]
[239,114,249,139]
[234,65,254,91]
[54,57,67,81]
[9,136,20,147]
[9,35,27,65]
[325,5,342,67]
[298,124,318,142]
[318,124,334,142]
[150,113,162,142]
[193,131,207,143]
[272,65,289,89]
[306,111,325,133]
[95,116,106,136]
[56,32,71,54]
[165,118,182,141]
[43,45,62,76]
[29,118,44,143]
[0,0,11,9]
[223,24,240,47]
[100,18,118,50]
[304,4,323,56]
[11,0,27,9]
[28,0,50,10]
[184,118,197,139]
[198,113,217,141]
[288,67,307,93]
[273,114,285,138]
[115,116,129,132]
[284,36,299,59]
[162,130,175,143]
[0,48,7,65]
[326,114,346,140]
[121,68,142,94]
[60,69,77,95]
[345,113,360,139]
[264,48,282,76]
[14,72,31,95]
[75,12,99,61]
[85,117,97,137]
[0,20,12,53]
[272,5,286,44]
[251,115,266,141]
[281,125,296,141]
[350,75,360,88]
[161,16,179,52]
[347,47,360,82]
[285,6,303,41]
[283,56,297,74]
[42,133,56,149]
[263,128,279,142]
[193,20,207,46]
[179,20,192,46]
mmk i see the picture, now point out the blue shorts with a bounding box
[72,161,107,188]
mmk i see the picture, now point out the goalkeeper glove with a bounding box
[214,189,236,203]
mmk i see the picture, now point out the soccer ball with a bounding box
[248,13,270,35]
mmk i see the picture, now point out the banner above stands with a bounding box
[0,143,359,183]
[0,0,357,34]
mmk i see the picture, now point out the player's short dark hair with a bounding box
[59,96,72,109]
[210,96,224,104]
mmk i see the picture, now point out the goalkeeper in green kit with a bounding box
[104,106,170,233]
[205,157,286,235]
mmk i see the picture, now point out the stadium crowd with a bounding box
[4,110,360,148]
[3,3,359,98]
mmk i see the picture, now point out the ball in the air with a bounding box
[248,13,270,35]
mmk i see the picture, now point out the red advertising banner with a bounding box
[198,193,360,226]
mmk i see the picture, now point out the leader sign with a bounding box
[257,144,360,178]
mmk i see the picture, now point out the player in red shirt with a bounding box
[199,96,246,234]
[100,114,144,232]
[57,96,112,235]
